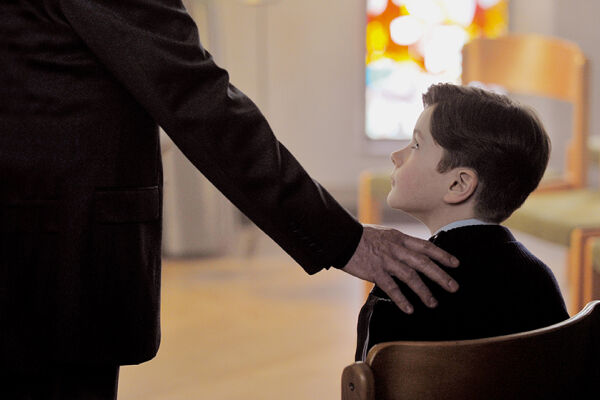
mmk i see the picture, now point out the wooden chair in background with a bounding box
[568,139,600,308]
[357,170,394,298]
[341,301,600,400]
[585,238,600,302]
[571,233,600,310]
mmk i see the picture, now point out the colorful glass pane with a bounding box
[366,0,508,140]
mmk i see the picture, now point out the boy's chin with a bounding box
[386,196,406,210]
[391,205,421,221]
[387,198,427,222]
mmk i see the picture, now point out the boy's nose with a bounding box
[390,150,403,167]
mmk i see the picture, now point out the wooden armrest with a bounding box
[341,362,375,400]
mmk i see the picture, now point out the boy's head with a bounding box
[387,83,550,225]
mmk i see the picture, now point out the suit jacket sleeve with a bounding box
[56,0,362,274]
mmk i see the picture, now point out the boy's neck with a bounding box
[417,207,481,236]
[431,218,496,236]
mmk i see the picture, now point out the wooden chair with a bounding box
[341,301,600,400]
[585,238,600,302]
[569,233,600,309]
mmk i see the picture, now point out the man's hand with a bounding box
[341,225,460,314]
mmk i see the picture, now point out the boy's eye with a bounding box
[411,142,419,150]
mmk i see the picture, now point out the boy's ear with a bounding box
[443,168,478,204]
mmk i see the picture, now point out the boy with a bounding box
[355,83,569,361]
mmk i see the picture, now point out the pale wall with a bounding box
[204,0,390,208]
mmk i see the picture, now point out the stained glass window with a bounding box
[365,0,508,140]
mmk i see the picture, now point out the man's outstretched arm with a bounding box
[58,0,459,312]
[342,225,460,314]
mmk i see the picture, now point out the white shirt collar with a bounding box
[433,218,497,237]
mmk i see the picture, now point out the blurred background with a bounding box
[118,1,600,398]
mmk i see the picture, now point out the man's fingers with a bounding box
[399,250,459,293]
[343,225,461,311]
[384,260,438,308]
[376,274,414,314]
[398,237,460,293]
[403,234,460,268]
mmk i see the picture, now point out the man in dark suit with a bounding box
[1,1,460,398]
[356,84,569,361]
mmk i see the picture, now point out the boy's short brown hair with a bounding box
[422,83,550,223]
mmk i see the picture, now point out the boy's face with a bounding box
[387,105,449,219]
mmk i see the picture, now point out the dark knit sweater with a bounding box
[355,224,569,361]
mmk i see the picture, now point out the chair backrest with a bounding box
[462,33,589,190]
[341,301,600,400]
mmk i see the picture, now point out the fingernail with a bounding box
[404,305,414,314]
[448,280,459,292]
[428,297,438,308]
[451,257,460,266]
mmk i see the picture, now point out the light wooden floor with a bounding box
[117,226,364,400]
[116,223,568,399]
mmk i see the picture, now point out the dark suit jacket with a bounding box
[0,0,362,369]
[355,225,569,361]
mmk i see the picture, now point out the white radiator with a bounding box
[161,130,238,257]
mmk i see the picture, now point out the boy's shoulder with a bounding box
[435,225,563,292]
[435,224,520,256]
[372,223,567,319]
[434,224,548,273]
